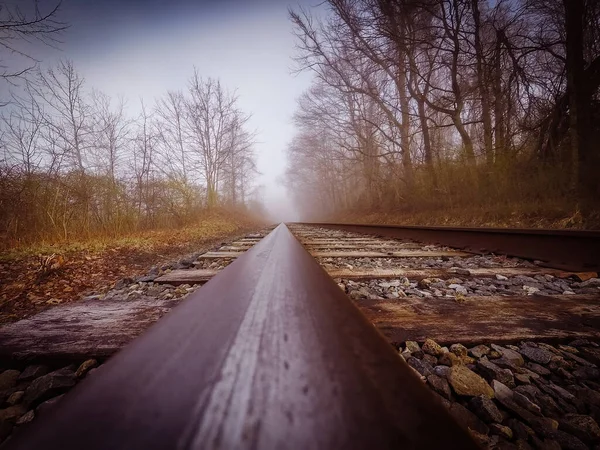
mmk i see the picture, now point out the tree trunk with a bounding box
[563,0,593,194]
[471,0,494,165]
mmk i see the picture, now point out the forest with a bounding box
[0,6,258,249]
[285,0,600,227]
[0,64,257,248]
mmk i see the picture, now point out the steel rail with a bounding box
[5,224,477,450]
[298,222,600,271]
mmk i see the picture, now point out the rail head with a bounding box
[5,223,477,450]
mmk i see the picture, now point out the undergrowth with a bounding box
[0,208,263,260]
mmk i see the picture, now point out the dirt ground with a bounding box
[0,217,262,325]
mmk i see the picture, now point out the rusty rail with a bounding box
[299,223,600,272]
[6,224,477,450]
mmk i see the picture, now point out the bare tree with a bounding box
[32,60,91,173]
[0,1,66,95]
[185,70,246,208]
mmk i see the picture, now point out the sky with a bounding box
[4,0,321,221]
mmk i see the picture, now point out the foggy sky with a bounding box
[8,0,320,221]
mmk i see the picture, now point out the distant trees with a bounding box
[287,0,600,219]
[0,61,257,246]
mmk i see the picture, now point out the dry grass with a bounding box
[337,201,599,229]
[337,159,600,230]
[0,209,264,324]
[1,209,262,260]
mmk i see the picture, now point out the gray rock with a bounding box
[476,357,515,387]
[491,344,525,367]
[18,365,50,382]
[422,354,438,366]
[512,389,543,416]
[489,423,513,440]
[469,395,503,423]
[559,414,600,444]
[0,405,26,422]
[519,344,554,365]
[580,278,600,287]
[427,374,451,399]
[547,430,588,450]
[507,418,536,440]
[450,343,468,357]
[439,352,462,367]
[542,382,577,403]
[569,339,598,348]
[449,267,471,276]
[137,275,157,283]
[433,365,450,379]
[0,371,20,390]
[114,277,133,289]
[446,276,463,284]
[404,340,421,353]
[447,402,489,435]
[468,429,492,448]
[523,285,540,295]
[447,364,494,398]
[561,349,596,367]
[514,385,563,418]
[573,366,600,380]
[515,438,535,449]
[525,362,551,376]
[572,386,600,409]
[451,285,468,295]
[469,344,490,359]
[177,257,195,268]
[579,347,600,366]
[23,368,76,408]
[399,349,411,361]
[492,380,558,435]
[422,338,444,356]
[15,410,34,425]
[536,384,579,415]
[407,357,434,377]
[530,436,561,450]
[496,274,508,281]
[514,373,532,384]
[6,391,24,406]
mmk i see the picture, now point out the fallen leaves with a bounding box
[0,215,261,325]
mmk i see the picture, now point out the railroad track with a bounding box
[1,223,599,449]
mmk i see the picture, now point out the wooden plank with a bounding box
[197,251,244,258]
[304,243,422,250]
[153,266,583,286]
[298,237,385,240]
[154,269,219,285]
[328,267,580,280]
[0,296,181,360]
[219,245,253,251]
[5,224,477,450]
[311,250,471,258]
[356,293,600,346]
